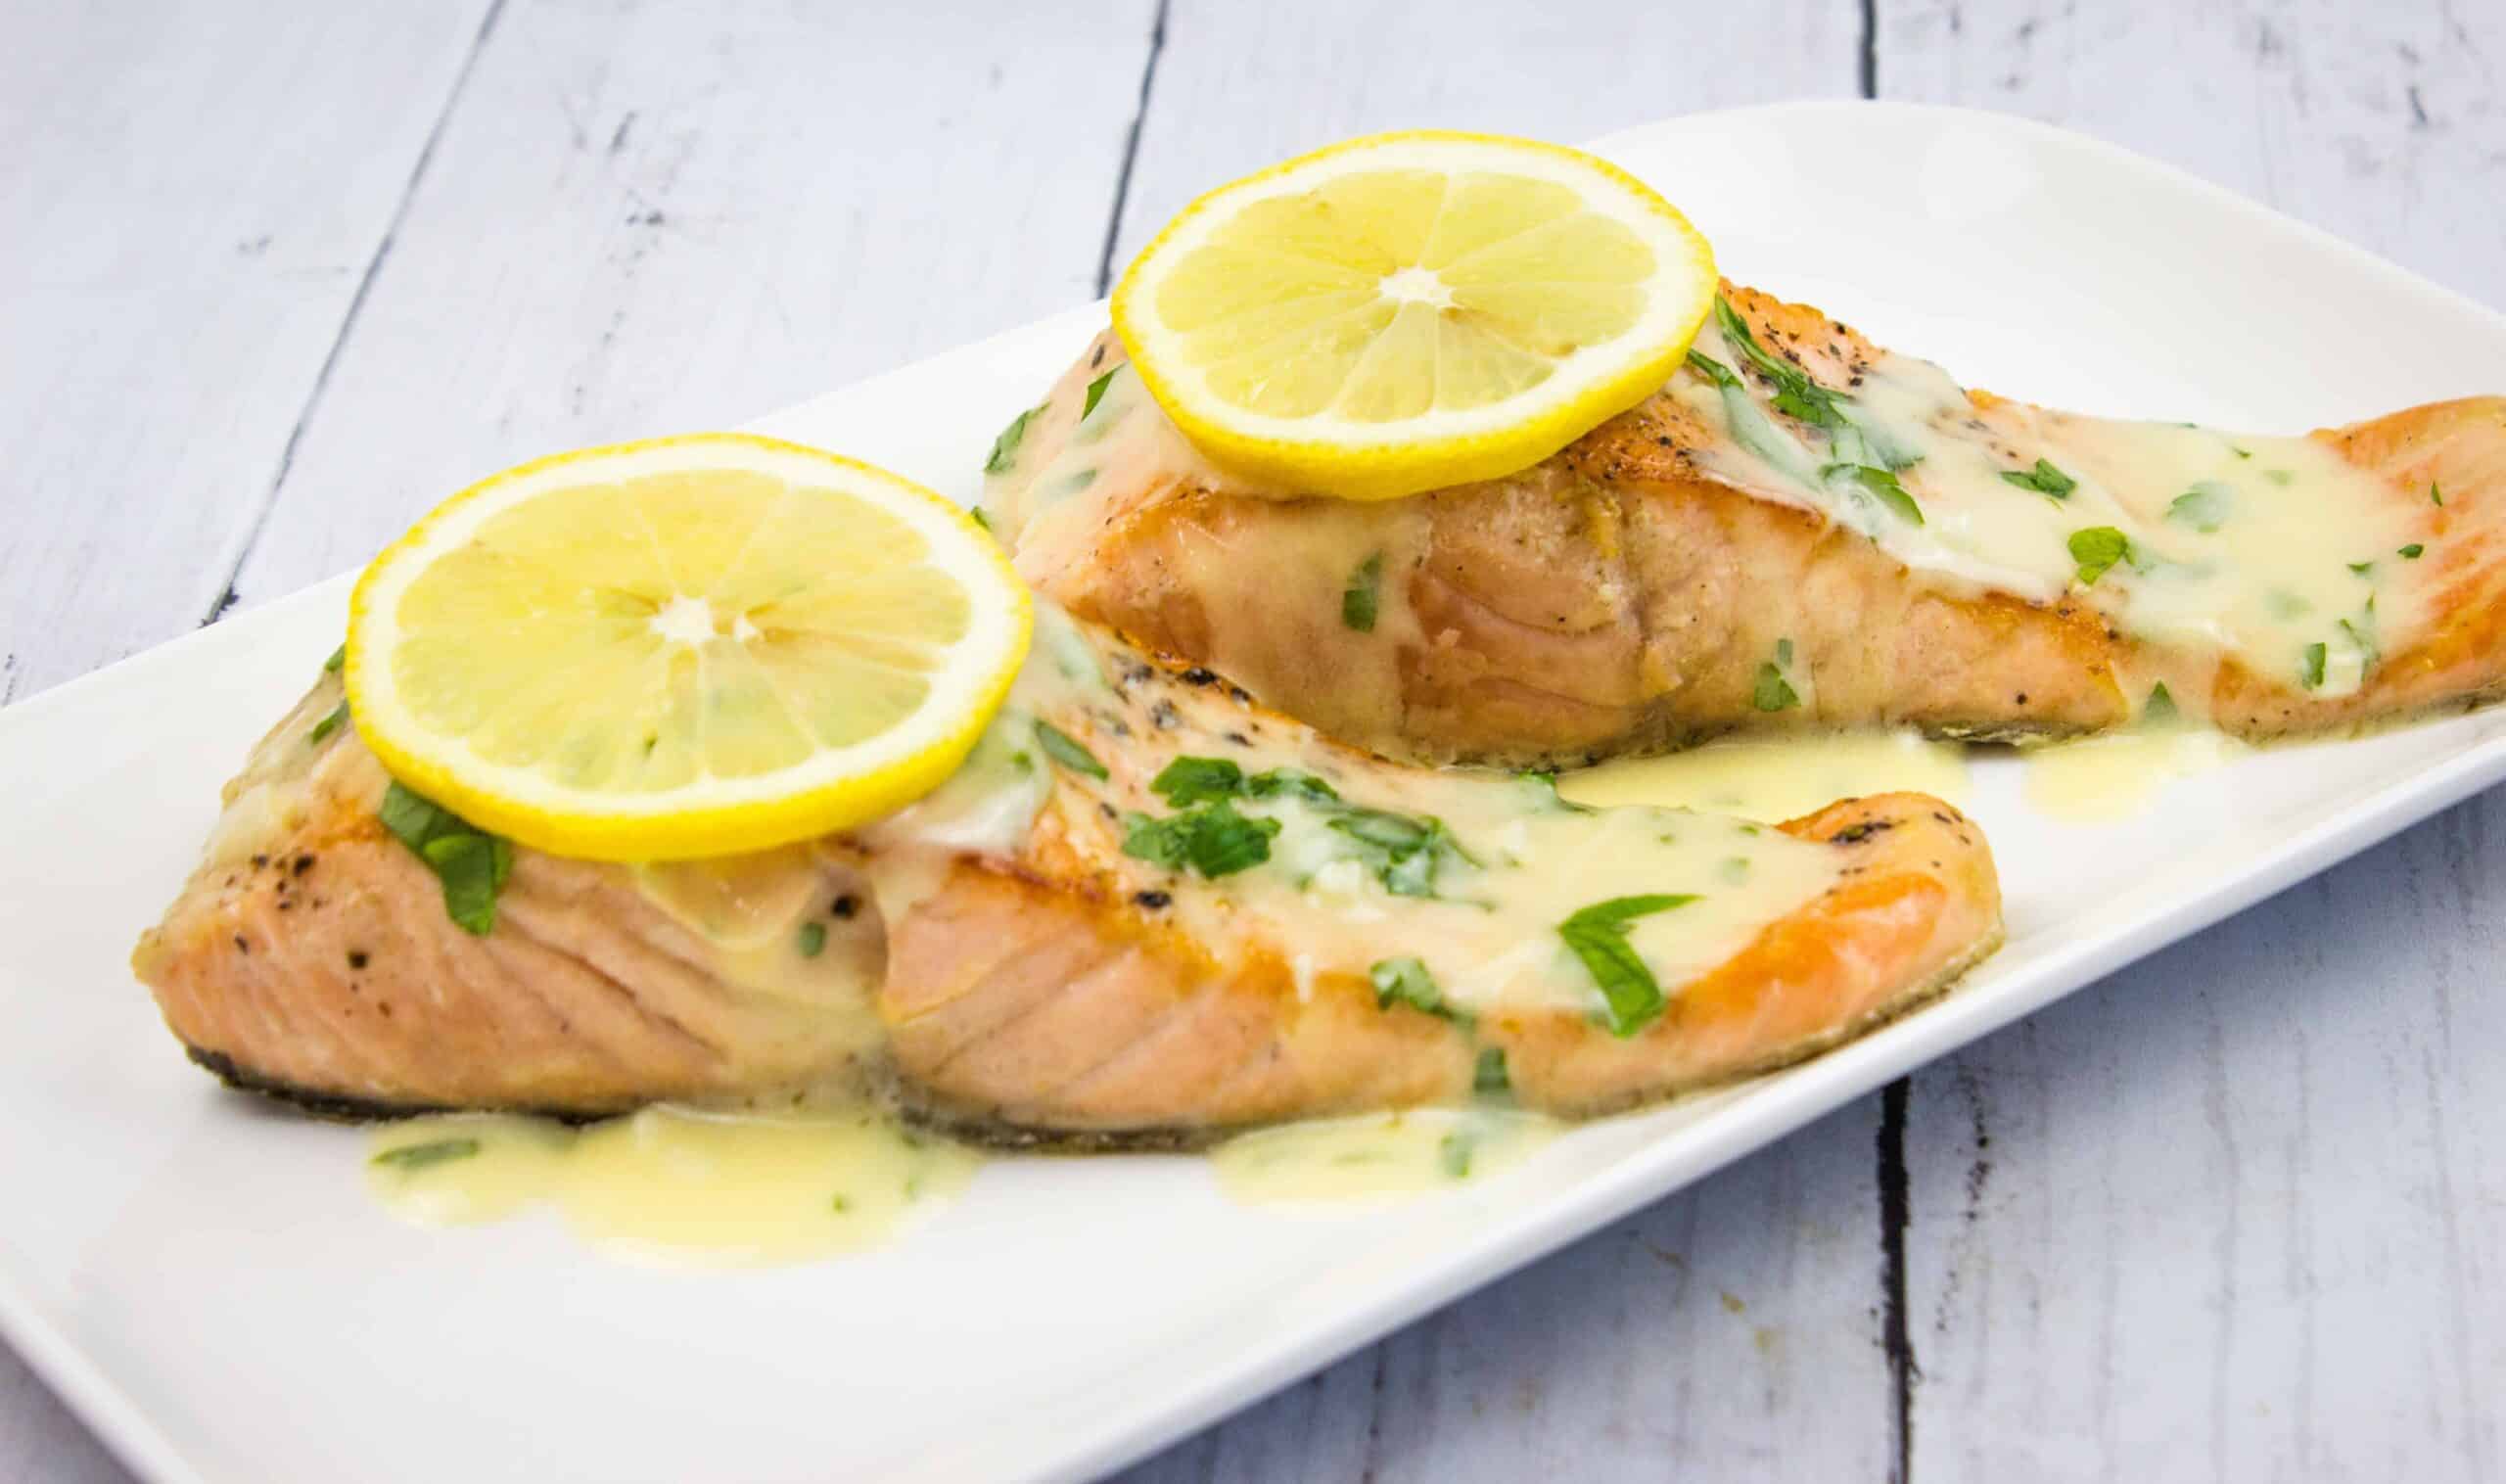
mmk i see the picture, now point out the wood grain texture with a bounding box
[1883,3,2506,1479]
[227,0,1157,605]
[0,0,494,698]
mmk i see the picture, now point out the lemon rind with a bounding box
[346,433,1034,862]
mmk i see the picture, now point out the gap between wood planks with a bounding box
[1095,0,1172,296]
[1854,4,1920,1479]
[196,0,512,629]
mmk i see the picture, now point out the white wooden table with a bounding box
[5,2,2499,1478]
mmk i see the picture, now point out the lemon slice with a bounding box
[347,434,1032,861]
[1111,130,1716,500]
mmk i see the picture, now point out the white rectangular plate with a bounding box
[5,102,2503,1484]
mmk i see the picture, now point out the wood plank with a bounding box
[1110,5,1880,1477]
[228,0,1157,603]
[0,0,494,699]
[0,0,498,1470]
[1880,2,2506,1477]
[1104,0,1869,276]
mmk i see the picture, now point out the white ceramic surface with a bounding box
[3,103,2502,1484]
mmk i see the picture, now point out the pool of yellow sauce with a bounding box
[1210,1107,1559,1205]
[1557,730,1970,822]
[366,1106,979,1268]
[2019,726,2251,821]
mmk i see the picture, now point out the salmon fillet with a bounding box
[135,611,2000,1137]
[988,285,2506,766]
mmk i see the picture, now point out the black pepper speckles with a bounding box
[1149,700,1180,730]
[831,895,859,920]
[1180,668,1218,686]
[347,950,369,970]
[1134,890,1172,909]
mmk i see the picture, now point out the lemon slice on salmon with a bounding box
[1110,130,1716,500]
[347,435,1032,861]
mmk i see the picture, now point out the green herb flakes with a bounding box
[1081,368,1118,420]
[1752,662,1799,713]
[1035,721,1109,780]
[2165,482,2232,533]
[797,921,827,958]
[1122,801,1279,878]
[2000,458,2076,498]
[984,402,1044,475]
[1824,462,1925,526]
[309,700,349,745]
[2144,682,2179,723]
[1559,894,1700,1038]
[2348,561,2374,576]
[1369,956,1462,1021]
[1438,1131,1477,1181]
[1473,1046,1511,1093]
[2067,527,2131,586]
[2432,483,2444,507]
[371,1137,481,1172]
[323,643,347,673]
[379,781,512,936]
[1342,552,1383,633]
[2399,543,2425,560]
[2299,641,2328,689]
[1150,756,1244,808]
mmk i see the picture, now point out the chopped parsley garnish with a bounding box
[1438,1131,1477,1180]
[1342,552,1382,633]
[2000,458,2076,498]
[1246,766,1340,804]
[1686,348,1741,389]
[1473,1046,1511,1093]
[1150,755,1245,807]
[984,402,1044,475]
[1081,368,1118,420]
[1714,297,1848,431]
[309,699,348,744]
[379,782,512,936]
[1752,661,1800,713]
[1558,894,1699,1037]
[2067,527,2132,586]
[2432,483,2444,507]
[969,507,992,532]
[797,921,827,958]
[1824,462,1925,525]
[2165,483,2232,533]
[323,643,347,673]
[2144,682,2178,723]
[2299,641,2328,689]
[1121,800,1278,878]
[1326,807,1471,898]
[1035,720,1108,780]
[1369,956,1463,1022]
[370,1137,482,1172]
[1139,756,1464,896]
[2399,543,2426,559]
[2348,561,2374,576]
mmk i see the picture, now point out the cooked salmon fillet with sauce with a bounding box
[135,609,2000,1136]
[986,284,2506,766]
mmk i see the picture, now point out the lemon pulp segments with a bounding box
[348,436,1032,861]
[1113,131,1716,499]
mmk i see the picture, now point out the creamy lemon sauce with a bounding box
[1211,1106,1559,1205]
[1557,729,1968,822]
[862,607,1849,1024]
[1673,312,2425,704]
[2021,726,2251,821]
[367,1107,979,1267]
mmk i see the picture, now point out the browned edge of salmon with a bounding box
[880,791,2000,1144]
